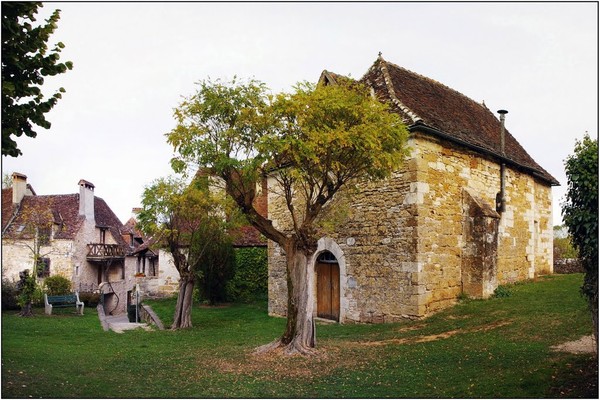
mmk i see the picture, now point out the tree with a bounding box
[137,175,241,329]
[2,2,73,157]
[168,77,409,354]
[17,269,37,317]
[562,134,598,342]
[8,198,55,316]
[2,173,12,188]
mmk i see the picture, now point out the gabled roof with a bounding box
[321,56,559,186]
[2,192,129,251]
[1,188,16,232]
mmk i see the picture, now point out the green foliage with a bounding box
[562,134,598,335]
[196,234,236,305]
[492,285,513,298]
[138,174,244,322]
[2,2,74,157]
[43,275,71,296]
[167,76,409,246]
[1,279,20,310]
[16,270,38,310]
[553,235,578,260]
[226,247,268,302]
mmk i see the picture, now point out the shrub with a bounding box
[78,292,100,307]
[493,285,512,298]
[44,275,72,296]
[1,279,20,310]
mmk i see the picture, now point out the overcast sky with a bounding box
[2,2,598,225]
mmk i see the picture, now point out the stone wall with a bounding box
[267,133,554,322]
[1,238,74,283]
[133,249,180,298]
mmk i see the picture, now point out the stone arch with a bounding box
[311,237,348,323]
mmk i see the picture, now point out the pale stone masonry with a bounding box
[267,56,558,323]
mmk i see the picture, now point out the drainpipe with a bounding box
[496,110,508,213]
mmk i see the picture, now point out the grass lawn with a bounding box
[2,273,597,398]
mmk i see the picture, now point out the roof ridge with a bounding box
[375,56,423,124]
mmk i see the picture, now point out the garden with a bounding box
[1,273,597,398]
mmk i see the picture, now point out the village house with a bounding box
[124,176,269,299]
[1,174,178,315]
[267,55,559,323]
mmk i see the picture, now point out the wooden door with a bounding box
[316,262,340,321]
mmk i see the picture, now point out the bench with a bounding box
[44,292,84,315]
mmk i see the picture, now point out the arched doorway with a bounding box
[316,251,340,321]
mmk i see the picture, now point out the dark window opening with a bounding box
[37,258,50,278]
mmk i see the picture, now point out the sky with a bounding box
[2,2,598,225]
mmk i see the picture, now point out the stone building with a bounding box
[267,56,559,323]
[2,175,177,315]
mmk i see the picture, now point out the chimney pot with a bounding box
[78,179,95,221]
[11,172,28,205]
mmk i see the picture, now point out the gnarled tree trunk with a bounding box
[172,272,195,330]
[256,239,316,355]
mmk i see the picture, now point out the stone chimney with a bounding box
[12,172,28,205]
[78,179,95,221]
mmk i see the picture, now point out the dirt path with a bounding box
[551,335,597,354]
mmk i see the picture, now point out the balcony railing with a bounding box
[87,243,125,260]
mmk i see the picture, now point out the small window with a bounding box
[37,258,50,278]
[100,229,107,244]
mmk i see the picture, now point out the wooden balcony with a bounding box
[87,243,125,261]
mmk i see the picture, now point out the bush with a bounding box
[44,275,71,296]
[226,247,268,302]
[2,279,20,310]
[32,285,44,306]
[196,238,236,305]
[78,292,100,307]
[493,285,512,298]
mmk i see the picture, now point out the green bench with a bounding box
[44,292,84,315]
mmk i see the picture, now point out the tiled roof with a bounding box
[1,188,16,232]
[2,194,83,239]
[232,225,267,247]
[94,197,129,250]
[2,192,128,251]
[324,56,559,186]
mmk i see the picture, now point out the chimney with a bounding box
[78,179,95,221]
[12,172,28,205]
[496,110,508,213]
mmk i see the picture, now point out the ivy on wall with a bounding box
[226,247,268,302]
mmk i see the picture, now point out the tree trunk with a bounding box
[256,240,316,356]
[19,302,33,317]
[172,274,195,330]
